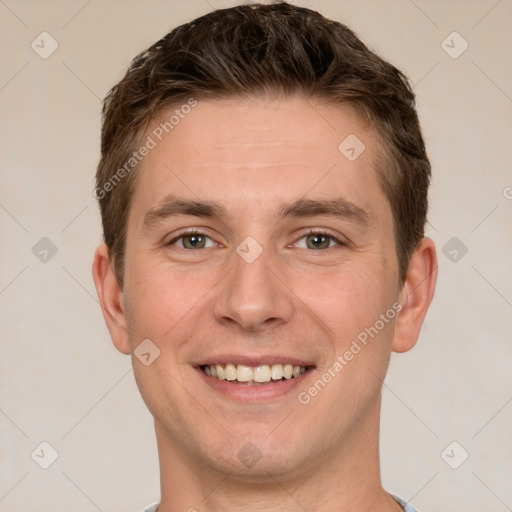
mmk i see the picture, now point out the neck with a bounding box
[154,395,401,512]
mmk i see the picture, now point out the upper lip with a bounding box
[195,354,315,368]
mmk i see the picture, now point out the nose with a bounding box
[212,244,295,333]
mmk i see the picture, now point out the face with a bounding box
[100,97,413,479]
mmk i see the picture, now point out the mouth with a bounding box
[200,363,312,385]
[194,356,316,402]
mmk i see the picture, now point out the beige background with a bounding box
[1,0,511,511]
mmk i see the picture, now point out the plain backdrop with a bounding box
[1,1,511,511]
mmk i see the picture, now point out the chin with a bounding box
[200,432,313,481]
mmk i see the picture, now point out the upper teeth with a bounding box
[203,363,306,383]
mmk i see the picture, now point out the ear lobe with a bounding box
[92,243,131,355]
[392,237,438,353]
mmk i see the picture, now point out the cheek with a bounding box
[299,263,387,327]
[122,263,186,343]
[293,258,400,371]
[123,256,225,353]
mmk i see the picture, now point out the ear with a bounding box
[92,243,131,355]
[393,237,438,353]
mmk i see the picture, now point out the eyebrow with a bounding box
[277,197,371,227]
[142,195,227,233]
[142,194,371,233]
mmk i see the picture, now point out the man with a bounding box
[92,2,437,511]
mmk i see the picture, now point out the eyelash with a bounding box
[166,228,345,250]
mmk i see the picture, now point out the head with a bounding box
[93,1,436,487]
[95,1,430,289]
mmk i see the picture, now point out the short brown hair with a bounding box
[96,1,431,287]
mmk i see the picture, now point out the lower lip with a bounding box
[195,367,313,402]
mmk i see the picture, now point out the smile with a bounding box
[201,363,309,385]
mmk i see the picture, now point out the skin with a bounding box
[93,96,437,512]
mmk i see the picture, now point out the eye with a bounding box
[294,230,344,250]
[166,229,343,250]
[167,230,217,249]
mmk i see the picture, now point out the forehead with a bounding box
[152,96,371,166]
[129,96,387,225]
